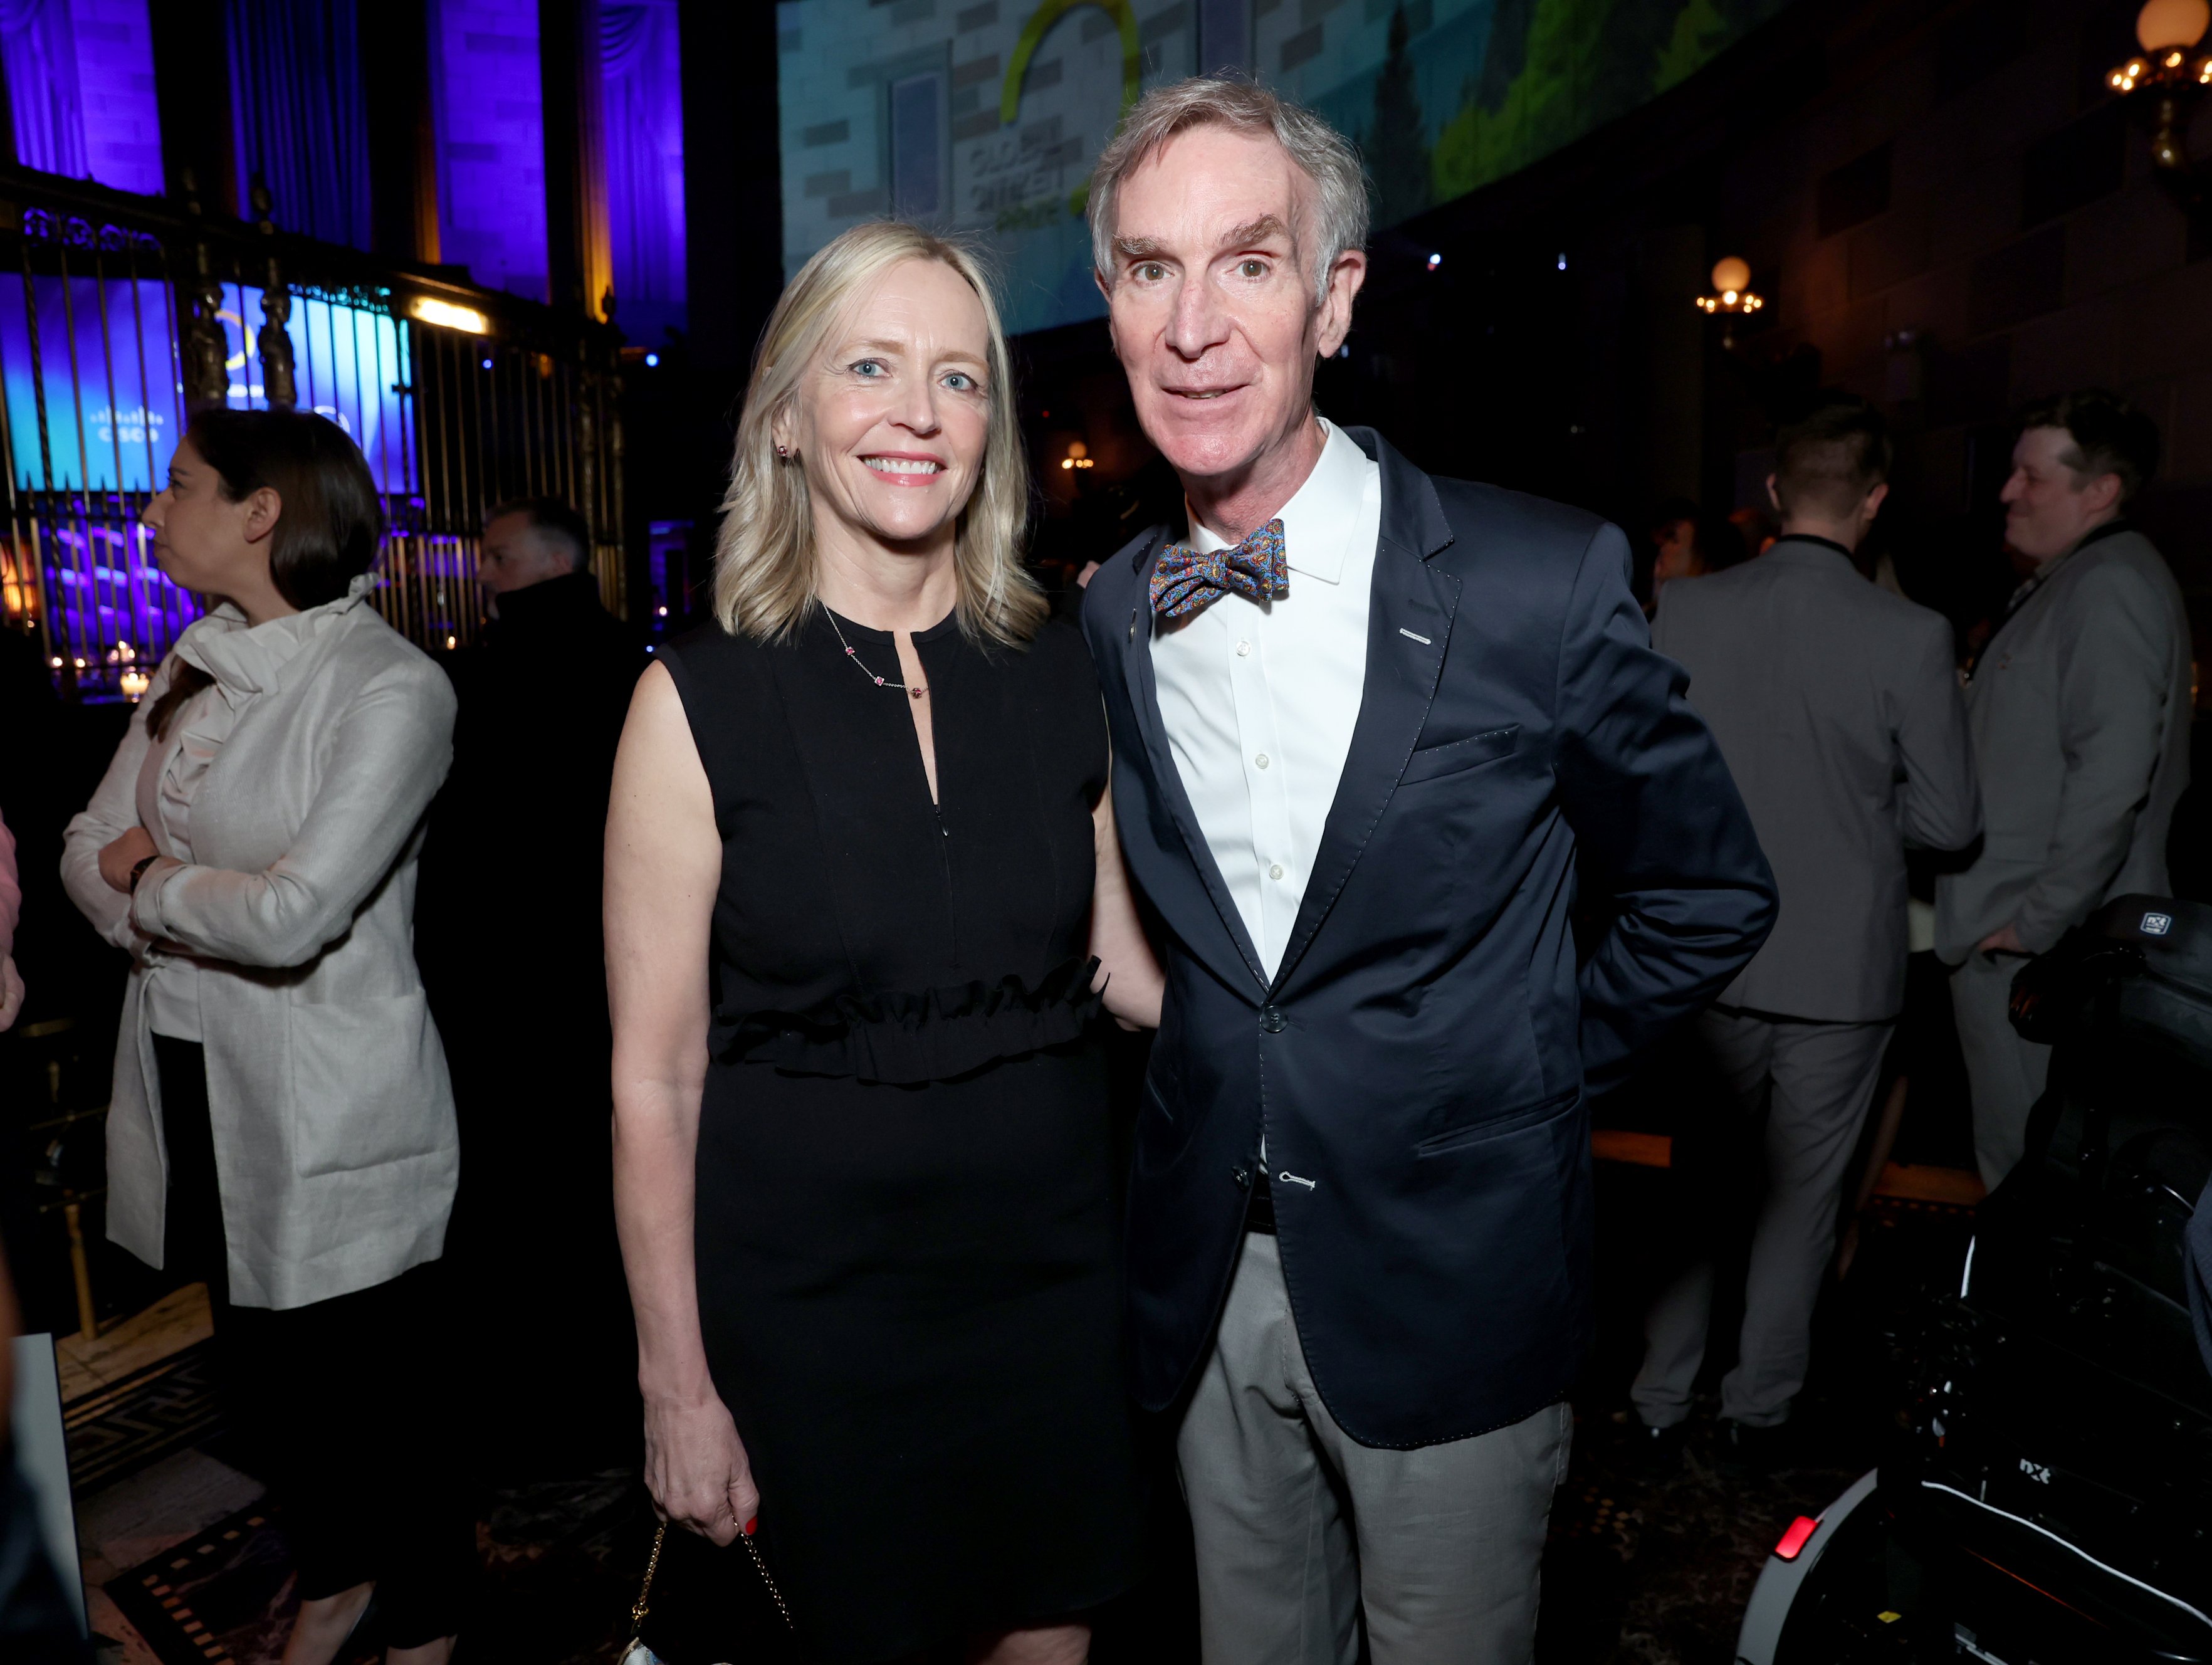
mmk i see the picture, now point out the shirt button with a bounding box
[1236,639,1252,657]
[1254,753,1270,769]
[1269,863,1284,880]
[1260,1006,1286,1034]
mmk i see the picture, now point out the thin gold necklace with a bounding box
[824,608,928,700]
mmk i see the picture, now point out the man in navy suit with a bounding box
[1079,80,1776,1663]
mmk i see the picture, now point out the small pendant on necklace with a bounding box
[911,685,926,700]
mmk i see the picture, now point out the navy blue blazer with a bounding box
[1081,428,1776,1447]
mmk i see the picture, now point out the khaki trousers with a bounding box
[1175,1232,1571,1665]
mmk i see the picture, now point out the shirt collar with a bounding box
[2000,518,2133,616]
[1769,533,1856,563]
[178,572,374,696]
[1185,418,1368,586]
[2066,515,2132,562]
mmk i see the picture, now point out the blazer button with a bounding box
[1260,1006,1286,1034]
[1232,1165,1250,1189]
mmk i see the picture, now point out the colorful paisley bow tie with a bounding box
[1150,518,1289,619]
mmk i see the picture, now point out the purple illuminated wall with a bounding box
[602,0,684,343]
[429,0,549,304]
[0,0,164,196]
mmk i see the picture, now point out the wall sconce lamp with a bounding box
[2109,0,2212,211]
[410,296,492,335]
[1696,257,1765,346]
[1060,441,1095,471]
[1695,256,1764,315]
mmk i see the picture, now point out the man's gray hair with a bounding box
[488,495,592,572]
[1088,77,1369,309]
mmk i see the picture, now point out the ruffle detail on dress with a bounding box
[711,955,1103,1084]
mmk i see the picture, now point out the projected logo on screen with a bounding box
[0,278,414,494]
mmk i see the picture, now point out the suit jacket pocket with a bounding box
[1400,723,1520,786]
[1414,1088,1579,1159]
[1144,1068,1176,1125]
[290,989,449,1176]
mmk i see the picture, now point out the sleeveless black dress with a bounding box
[658,607,1140,1662]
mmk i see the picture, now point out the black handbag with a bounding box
[622,1518,798,1664]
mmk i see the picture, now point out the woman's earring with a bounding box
[776,444,789,459]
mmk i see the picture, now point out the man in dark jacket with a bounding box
[416,498,646,1478]
[1080,79,1774,1662]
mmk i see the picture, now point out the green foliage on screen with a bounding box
[1408,0,1785,209]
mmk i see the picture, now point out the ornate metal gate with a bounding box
[0,167,626,700]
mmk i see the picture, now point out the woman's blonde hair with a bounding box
[712,221,1046,646]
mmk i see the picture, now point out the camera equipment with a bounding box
[1737,896,2212,1665]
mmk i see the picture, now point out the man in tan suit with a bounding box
[1936,391,2193,1190]
[1636,398,1980,1462]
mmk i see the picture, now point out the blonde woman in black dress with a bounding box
[607,221,1161,1664]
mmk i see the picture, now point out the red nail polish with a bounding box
[742,1516,758,1536]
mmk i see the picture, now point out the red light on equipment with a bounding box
[1773,1515,1821,1561]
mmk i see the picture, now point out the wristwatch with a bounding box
[128,854,158,894]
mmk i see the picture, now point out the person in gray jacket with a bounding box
[1635,398,1981,1460]
[1936,391,2193,1191]
[61,410,469,1665]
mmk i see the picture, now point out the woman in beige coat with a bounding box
[62,409,469,1665]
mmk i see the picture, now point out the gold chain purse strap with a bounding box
[742,1525,795,1631]
[623,1522,667,1654]
[622,1519,795,1662]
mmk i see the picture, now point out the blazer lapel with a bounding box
[1119,532,1271,994]
[1270,433,1458,995]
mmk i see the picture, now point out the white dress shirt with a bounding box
[1151,419,1382,980]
